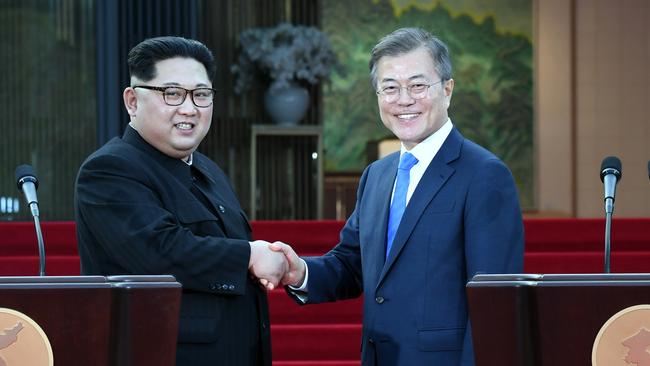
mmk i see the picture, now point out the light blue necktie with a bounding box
[386,152,419,257]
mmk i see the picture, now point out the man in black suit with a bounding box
[75,36,286,366]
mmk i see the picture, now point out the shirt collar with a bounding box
[400,118,453,167]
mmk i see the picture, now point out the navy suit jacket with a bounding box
[295,128,524,365]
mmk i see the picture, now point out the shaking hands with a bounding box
[248,240,306,290]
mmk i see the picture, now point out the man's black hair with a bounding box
[127,36,216,82]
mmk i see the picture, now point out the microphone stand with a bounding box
[600,157,621,274]
[604,212,612,273]
[29,202,46,276]
[604,198,613,273]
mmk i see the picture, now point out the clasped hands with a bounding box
[248,240,305,290]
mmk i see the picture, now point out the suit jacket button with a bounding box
[218,205,226,213]
[375,296,384,304]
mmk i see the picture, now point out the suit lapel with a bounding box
[363,154,399,288]
[377,128,463,287]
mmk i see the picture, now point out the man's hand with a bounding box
[249,240,288,290]
[268,242,306,287]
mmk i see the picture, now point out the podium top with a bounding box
[0,275,180,289]
[106,275,178,282]
[0,276,106,283]
[468,273,650,287]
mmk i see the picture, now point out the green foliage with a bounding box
[323,0,534,208]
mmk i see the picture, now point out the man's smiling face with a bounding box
[376,47,454,149]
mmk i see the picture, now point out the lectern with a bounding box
[0,275,181,365]
[467,274,650,366]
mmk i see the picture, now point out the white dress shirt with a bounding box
[392,118,453,205]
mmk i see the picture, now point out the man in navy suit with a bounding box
[269,28,524,365]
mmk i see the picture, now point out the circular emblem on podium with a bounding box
[593,305,650,366]
[0,308,53,366]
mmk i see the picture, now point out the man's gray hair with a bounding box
[369,28,452,90]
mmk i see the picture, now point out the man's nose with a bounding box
[396,87,415,104]
[177,94,198,114]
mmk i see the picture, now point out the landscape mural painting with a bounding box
[323,0,534,209]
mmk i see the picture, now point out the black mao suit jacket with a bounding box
[75,126,270,366]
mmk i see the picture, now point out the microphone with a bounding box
[14,164,46,276]
[599,156,622,274]
[15,164,40,217]
[600,156,622,214]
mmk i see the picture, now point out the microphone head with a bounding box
[15,164,39,190]
[600,156,622,182]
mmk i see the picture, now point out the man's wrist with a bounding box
[248,241,260,269]
[289,258,308,291]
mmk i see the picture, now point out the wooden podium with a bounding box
[467,274,650,366]
[0,275,181,365]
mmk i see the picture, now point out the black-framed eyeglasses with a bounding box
[133,85,216,108]
[376,80,444,103]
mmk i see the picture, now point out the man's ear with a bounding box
[123,87,137,117]
[444,78,454,97]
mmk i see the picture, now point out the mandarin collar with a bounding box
[122,125,193,186]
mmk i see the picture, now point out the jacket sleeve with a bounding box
[287,165,370,304]
[75,152,252,295]
[460,156,525,365]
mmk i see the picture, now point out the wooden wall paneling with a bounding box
[199,0,323,218]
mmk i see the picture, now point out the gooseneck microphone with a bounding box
[15,164,46,276]
[599,156,622,273]
[15,165,39,217]
[600,156,622,215]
